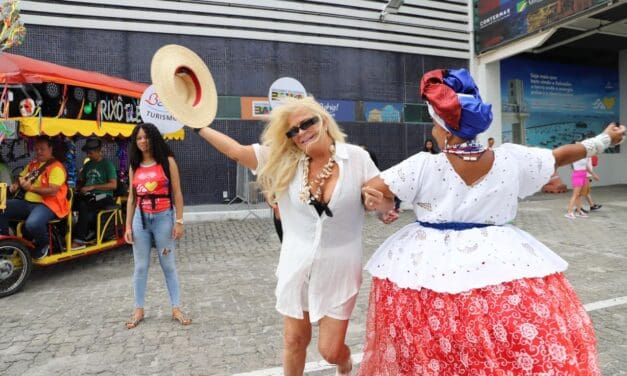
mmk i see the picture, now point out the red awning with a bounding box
[0,52,148,98]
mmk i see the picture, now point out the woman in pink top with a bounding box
[124,123,190,329]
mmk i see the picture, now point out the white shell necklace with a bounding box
[299,144,336,203]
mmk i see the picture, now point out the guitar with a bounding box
[12,160,54,200]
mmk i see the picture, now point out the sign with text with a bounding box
[475,0,610,53]
[139,85,184,134]
[318,100,355,122]
[241,97,271,120]
[500,56,619,152]
[268,77,307,109]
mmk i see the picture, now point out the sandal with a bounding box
[172,308,192,326]
[126,308,144,329]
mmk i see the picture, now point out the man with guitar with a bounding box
[0,136,70,259]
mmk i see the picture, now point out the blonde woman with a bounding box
[195,97,388,375]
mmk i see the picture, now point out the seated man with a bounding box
[74,137,117,243]
[0,136,69,259]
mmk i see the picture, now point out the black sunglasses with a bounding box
[286,116,320,139]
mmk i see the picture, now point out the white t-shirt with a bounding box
[253,142,379,322]
[572,157,589,171]
[366,143,567,293]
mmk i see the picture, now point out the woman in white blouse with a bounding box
[195,97,387,375]
[360,68,625,375]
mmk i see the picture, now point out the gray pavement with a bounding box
[1,185,626,376]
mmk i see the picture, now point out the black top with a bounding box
[309,196,333,217]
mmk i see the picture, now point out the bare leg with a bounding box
[567,186,582,214]
[283,312,312,376]
[318,316,352,374]
[575,194,584,213]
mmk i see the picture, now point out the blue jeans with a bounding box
[131,208,181,308]
[0,199,57,253]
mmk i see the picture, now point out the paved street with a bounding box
[1,186,626,376]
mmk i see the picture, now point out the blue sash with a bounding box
[417,221,493,231]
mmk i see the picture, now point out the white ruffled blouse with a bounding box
[253,143,379,322]
[365,143,566,294]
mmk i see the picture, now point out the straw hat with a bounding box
[150,44,218,128]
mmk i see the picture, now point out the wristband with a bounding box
[175,218,184,224]
[193,127,207,134]
[580,133,611,157]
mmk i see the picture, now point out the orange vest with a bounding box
[26,159,70,218]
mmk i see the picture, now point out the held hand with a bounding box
[378,209,399,224]
[124,228,134,244]
[172,223,184,240]
[362,186,384,211]
[593,173,600,181]
[604,122,626,145]
[80,186,94,193]
[8,183,17,193]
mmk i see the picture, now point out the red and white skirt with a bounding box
[358,274,599,375]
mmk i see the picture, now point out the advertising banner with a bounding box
[318,100,355,122]
[241,97,271,120]
[500,56,619,152]
[215,96,242,120]
[364,102,403,123]
[268,77,307,109]
[476,0,610,53]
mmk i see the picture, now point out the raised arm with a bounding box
[196,127,258,170]
[553,122,625,168]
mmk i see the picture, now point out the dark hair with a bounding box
[488,137,495,141]
[34,135,53,147]
[424,138,438,154]
[128,123,174,172]
[35,135,67,163]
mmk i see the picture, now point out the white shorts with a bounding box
[300,280,357,321]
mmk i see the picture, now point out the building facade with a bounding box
[13,0,470,204]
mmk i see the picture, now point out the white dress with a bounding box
[253,142,379,322]
[365,143,566,293]
[359,144,599,375]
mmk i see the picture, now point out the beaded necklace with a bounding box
[299,144,336,203]
[441,139,486,161]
